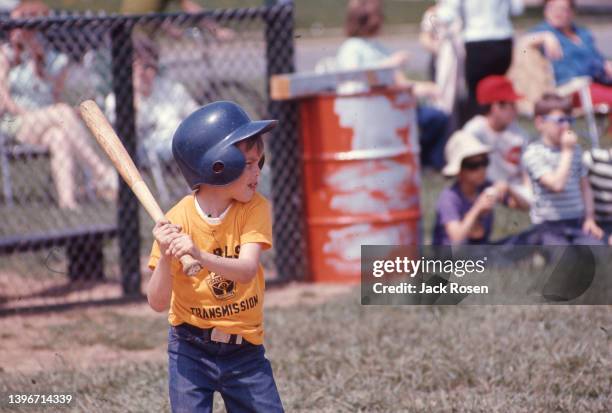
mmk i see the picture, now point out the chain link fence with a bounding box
[0,3,301,315]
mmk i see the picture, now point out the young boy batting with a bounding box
[147,101,284,412]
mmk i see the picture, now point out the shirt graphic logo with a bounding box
[206,272,236,300]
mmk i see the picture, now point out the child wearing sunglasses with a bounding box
[521,93,604,245]
[433,131,526,245]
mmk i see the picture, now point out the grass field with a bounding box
[42,0,580,31]
[1,293,611,412]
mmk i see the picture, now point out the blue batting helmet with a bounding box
[172,101,277,188]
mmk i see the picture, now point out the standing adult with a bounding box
[436,0,524,125]
[419,2,466,131]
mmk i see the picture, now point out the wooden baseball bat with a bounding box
[79,100,202,276]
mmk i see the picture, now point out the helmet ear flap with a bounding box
[204,143,246,185]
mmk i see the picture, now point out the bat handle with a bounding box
[180,255,203,276]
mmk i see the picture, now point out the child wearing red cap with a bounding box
[463,75,532,206]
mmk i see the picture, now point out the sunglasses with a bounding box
[461,157,489,171]
[543,115,575,125]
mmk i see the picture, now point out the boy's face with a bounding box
[490,101,517,129]
[227,143,264,203]
[458,154,489,186]
[536,109,572,145]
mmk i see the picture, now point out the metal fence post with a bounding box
[264,3,307,282]
[110,21,141,295]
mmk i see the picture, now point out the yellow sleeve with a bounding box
[148,239,162,271]
[240,196,273,250]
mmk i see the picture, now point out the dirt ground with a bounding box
[0,282,354,375]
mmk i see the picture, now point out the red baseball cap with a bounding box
[476,75,522,104]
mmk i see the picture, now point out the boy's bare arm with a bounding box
[445,192,495,244]
[538,132,576,193]
[147,221,182,312]
[506,185,530,210]
[581,176,596,221]
[580,176,603,239]
[169,235,262,284]
[147,255,173,312]
[538,150,572,192]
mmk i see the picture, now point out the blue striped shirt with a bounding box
[522,141,586,224]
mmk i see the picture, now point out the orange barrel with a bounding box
[300,88,421,283]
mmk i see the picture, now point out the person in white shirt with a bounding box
[436,0,524,125]
[462,75,532,205]
[336,0,450,170]
[105,36,199,166]
[0,0,18,14]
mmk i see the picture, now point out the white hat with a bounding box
[442,130,491,177]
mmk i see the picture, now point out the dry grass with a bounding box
[1,290,611,412]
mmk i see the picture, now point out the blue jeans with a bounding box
[498,218,605,246]
[168,324,284,413]
[417,105,450,170]
[599,221,612,243]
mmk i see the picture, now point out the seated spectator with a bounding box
[583,147,612,245]
[105,36,198,166]
[336,0,450,171]
[522,0,612,128]
[521,93,604,245]
[0,1,116,210]
[433,131,523,245]
[463,75,532,205]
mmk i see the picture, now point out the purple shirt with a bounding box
[432,181,494,245]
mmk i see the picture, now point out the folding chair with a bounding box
[508,40,609,148]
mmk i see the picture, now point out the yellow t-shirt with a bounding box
[148,192,273,345]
